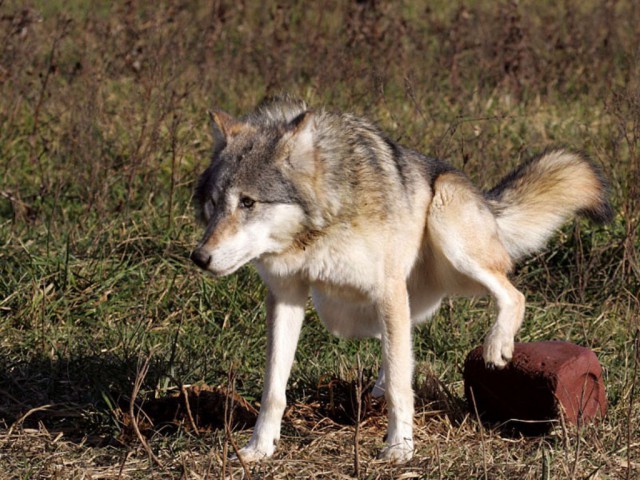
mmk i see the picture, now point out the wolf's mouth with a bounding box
[190,248,254,277]
[207,263,244,278]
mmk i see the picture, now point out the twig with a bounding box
[469,387,489,480]
[570,408,582,480]
[353,355,362,478]
[167,112,180,231]
[558,404,569,462]
[541,444,551,480]
[225,369,253,480]
[221,425,228,480]
[8,404,55,436]
[116,450,132,479]
[225,424,252,480]
[626,328,639,480]
[129,353,163,468]
[435,441,443,480]
[31,18,69,139]
[181,384,200,436]
[163,308,184,395]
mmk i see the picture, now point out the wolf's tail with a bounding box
[485,149,613,261]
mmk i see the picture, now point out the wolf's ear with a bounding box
[282,111,316,171]
[208,110,242,148]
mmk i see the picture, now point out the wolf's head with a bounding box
[191,97,316,276]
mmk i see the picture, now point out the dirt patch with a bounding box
[290,377,387,427]
[118,379,388,442]
[118,384,258,441]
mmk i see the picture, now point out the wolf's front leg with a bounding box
[235,286,306,462]
[377,277,415,463]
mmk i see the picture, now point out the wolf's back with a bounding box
[485,150,612,261]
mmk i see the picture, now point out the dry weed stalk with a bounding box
[0,1,638,478]
[129,352,163,468]
[469,387,489,480]
[353,355,363,478]
[181,384,200,436]
[224,369,253,480]
[626,329,639,480]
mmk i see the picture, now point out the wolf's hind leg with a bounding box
[372,291,443,399]
[428,172,525,368]
[467,269,525,367]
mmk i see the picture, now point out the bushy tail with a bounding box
[485,149,613,261]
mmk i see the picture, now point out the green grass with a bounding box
[1,0,639,478]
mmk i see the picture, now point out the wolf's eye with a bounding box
[239,196,255,209]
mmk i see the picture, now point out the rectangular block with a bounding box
[463,341,606,433]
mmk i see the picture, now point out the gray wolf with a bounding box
[190,95,611,463]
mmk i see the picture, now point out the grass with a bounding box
[1,0,639,478]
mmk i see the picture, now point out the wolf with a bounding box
[190,95,611,463]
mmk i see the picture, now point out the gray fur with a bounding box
[195,96,454,235]
[191,96,612,464]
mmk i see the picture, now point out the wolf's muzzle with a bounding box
[190,248,212,270]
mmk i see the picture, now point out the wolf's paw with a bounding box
[231,443,275,463]
[377,439,414,464]
[483,329,514,369]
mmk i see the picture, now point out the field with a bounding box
[1,0,639,478]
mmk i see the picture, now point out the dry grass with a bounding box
[1,0,639,478]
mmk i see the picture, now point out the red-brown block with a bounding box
[464,341,606,432]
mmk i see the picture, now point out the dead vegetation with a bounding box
[1,0,639,478]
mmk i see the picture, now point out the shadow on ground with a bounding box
[0,354,470,448]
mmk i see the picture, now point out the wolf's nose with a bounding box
[190,248,211,270]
